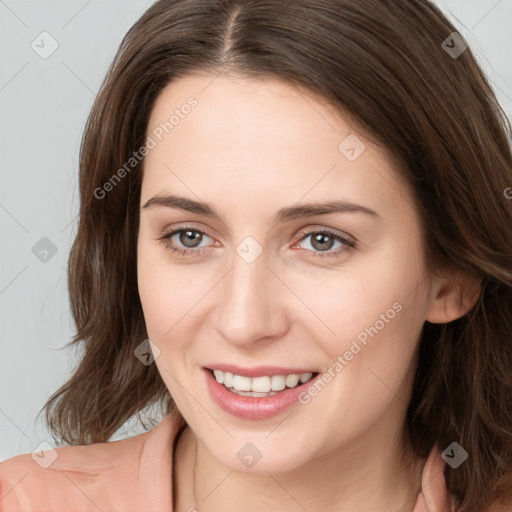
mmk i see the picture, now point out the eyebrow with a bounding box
[141,194,381,223]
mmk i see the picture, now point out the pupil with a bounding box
[180,230,201,248]
[313,233,332,251]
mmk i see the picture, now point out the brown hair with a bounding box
[40,1,512,510]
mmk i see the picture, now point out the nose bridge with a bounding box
[214,241,286,345]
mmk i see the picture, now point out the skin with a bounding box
[137,73,480,512]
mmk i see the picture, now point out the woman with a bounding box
[1,0,511,511]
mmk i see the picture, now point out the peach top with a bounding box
[0,409,455,511]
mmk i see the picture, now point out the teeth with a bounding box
[230,389,278,397]
[251,376,271,393]
[213,369,224,384]
[299,372,313,383]
[212,369,315,393]
[270,375,286,391]
[285,374,300,387]
[223,371,234,387]
[232,375,252,391]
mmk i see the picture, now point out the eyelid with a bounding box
[160,222,215,239]
[160,223,354,242]
[158,224,216,249]
[295,225,355,244]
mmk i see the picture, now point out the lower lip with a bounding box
[204,368,320,420]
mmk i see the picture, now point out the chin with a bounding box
[199,431,318,475]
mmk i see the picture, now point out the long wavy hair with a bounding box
[40,1,512,510]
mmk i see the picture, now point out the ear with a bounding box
[425,269,482,324]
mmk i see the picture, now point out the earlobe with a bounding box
[425,271,482,325]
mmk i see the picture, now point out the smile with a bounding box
[212,369,315,396]
[204,367,320,419]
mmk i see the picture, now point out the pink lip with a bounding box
[204,363,316,378]
[203,368,320,420]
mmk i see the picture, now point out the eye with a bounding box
[294,228,355,259]
[158,226,355,259]
[158,226,215,256]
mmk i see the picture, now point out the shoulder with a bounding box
[412,445,512,512]
[0,411,185,512]
[412,445,454,512]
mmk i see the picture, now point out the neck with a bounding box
[173,415,424,512]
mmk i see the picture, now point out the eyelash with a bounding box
[158,225,356,259]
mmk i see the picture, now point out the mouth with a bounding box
[203,366,321,419]
[208,368,318,397]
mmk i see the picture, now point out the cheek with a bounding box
[294,246,427,351]
[137,238,214,345]
[291,243,429,412]
[330,282,427,417]
[137,237,176,338]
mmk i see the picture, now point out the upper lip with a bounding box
[204,364,318,378]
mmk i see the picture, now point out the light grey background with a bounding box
[1,0,511,461]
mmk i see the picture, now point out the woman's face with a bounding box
[137,73,437,473]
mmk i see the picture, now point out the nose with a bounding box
[213,248,290,348]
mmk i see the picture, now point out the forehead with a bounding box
[142,73,413,222]
[147,72,353,153]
